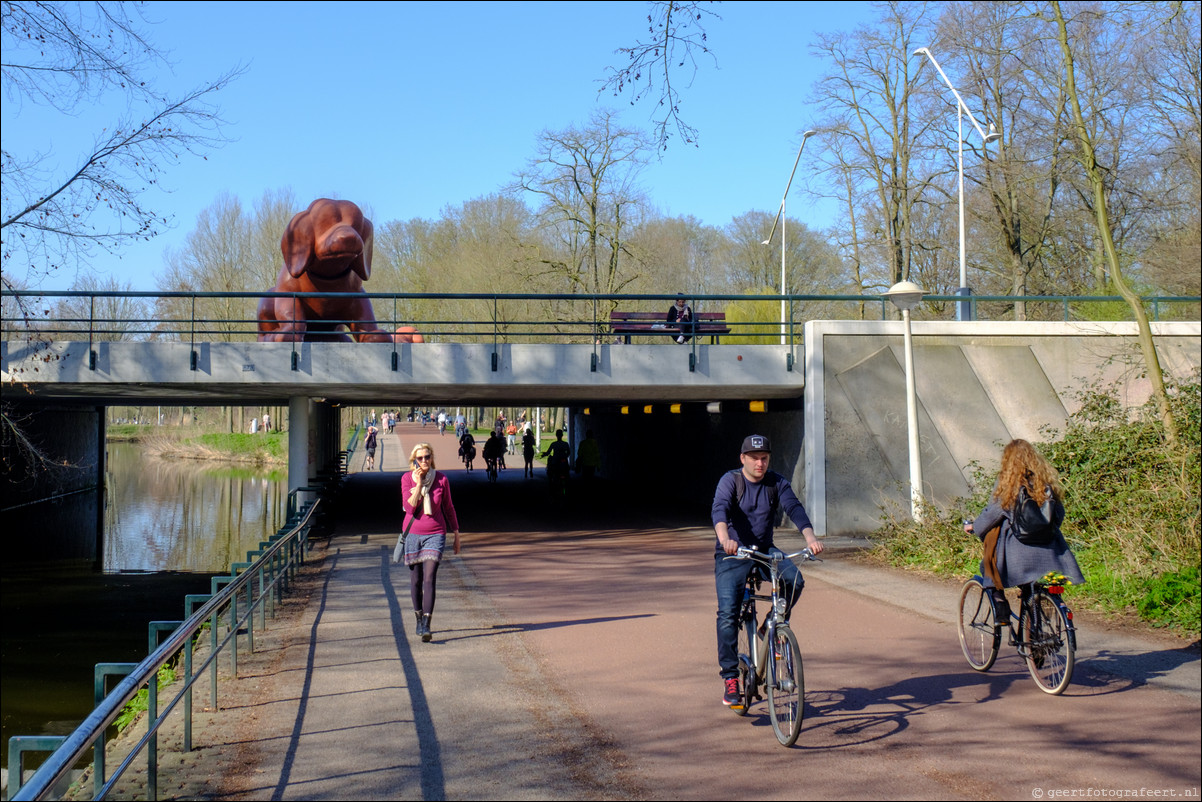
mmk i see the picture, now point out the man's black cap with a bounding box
[741,434,771,453]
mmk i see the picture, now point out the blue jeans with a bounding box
[715,550,804,679]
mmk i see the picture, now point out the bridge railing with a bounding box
[9,498,321,801]
[2,290,1198,346]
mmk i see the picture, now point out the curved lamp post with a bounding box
[762,130,817,345]
[886,280,926,522]
[913,48,1000,322]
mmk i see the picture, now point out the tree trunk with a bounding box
[1052,1,1179,448]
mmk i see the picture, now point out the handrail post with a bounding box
[182,595,210,752]
[92,663,135,797]
[146,621,182,802]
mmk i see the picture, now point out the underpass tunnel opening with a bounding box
[331,396,808,533]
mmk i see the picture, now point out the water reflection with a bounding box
[104,442,287,571]
[2,441,288,770]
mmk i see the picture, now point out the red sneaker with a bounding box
[722,677,741,706]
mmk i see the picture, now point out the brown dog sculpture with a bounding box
[257,198,392,342]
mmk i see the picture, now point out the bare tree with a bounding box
[2,1,241,479]
[51,275,151,341]
[626,214,728,295]
[600,0,721,150]
[158,193,255,341]
[1048,0,1179,446]
[1,1,242,288]
[810,2,942,299]
[511,109,653,312]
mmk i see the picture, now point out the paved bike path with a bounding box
[201,423,1197,799]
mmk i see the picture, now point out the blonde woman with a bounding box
[966,439,1084,620]
[400,443,461,641]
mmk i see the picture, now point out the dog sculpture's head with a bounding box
[281,198,373,282]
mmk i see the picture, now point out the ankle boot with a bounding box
[421,614,432,642]
[414,610,424,635]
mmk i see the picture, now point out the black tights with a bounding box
[410,559,440,616]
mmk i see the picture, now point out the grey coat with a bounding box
[973,498,1085,588]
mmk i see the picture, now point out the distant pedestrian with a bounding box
[364,424,379,471]
[522,428,536,478]
[398,443,461,642]
[576,430,601,480]
[262,412,271,432]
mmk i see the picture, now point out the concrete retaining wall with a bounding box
[803,321,1201,536]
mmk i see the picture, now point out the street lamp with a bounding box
[913,48,1000,322]
[762,130,816,345]
[885,280,926,523]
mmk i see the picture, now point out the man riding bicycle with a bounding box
[540,429,571,485]
[711,434,824,707]
[482,431,506,478]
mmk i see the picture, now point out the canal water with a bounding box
[0,442,288,771]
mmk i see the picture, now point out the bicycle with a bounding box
[957,574,1076,695]
[546,458,568,497]
[727,546,820,747]
[485,456,498,483]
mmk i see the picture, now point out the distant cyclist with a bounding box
[482,431,506,478]
[458,430,476,472]
[710,434,823,707]
[540,429,571,486]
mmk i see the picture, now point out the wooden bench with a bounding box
[609,310,731,344]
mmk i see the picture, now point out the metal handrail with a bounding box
[11,499,321,801]
[2,290,1197,344]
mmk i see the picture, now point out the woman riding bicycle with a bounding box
[964,439,1085,620]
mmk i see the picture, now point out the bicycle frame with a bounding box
[728,546,815,746]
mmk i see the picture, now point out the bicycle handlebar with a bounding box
[731,546,822,564]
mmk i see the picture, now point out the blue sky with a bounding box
[7,0,882,290]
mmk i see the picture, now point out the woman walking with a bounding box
[400,443,461,642]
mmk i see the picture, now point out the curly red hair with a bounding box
[993,439,1062,509]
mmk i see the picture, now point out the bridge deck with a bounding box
[1,341,803,405]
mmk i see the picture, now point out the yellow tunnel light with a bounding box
[583,407,590,415]
[670,404,682,414]
[643,405,654,415]
[620,406,629,415]
[749,400,767,413]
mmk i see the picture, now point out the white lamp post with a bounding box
[762,130,816,345]
[885,280,926,523]
[913,48,1000,322]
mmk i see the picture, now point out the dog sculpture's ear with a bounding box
[352,215,374,281]
[281,209,315,279]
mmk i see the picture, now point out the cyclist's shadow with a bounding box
[794,670,1028,748]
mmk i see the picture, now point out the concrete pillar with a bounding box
[288,396,312,506]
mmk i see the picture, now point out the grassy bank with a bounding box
[869,378,1201,637]
[109,425,287,464]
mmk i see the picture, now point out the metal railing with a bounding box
[9,494,322,801]
[2,290,1197,347]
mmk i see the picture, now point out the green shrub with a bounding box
[114,664,177,732]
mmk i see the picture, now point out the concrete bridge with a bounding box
[3,321,1199,547]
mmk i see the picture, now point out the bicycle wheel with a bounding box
[765,624,804,747]
[957,578,1000,671]
[1020,590,1075,695]
[733,607,755,716]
